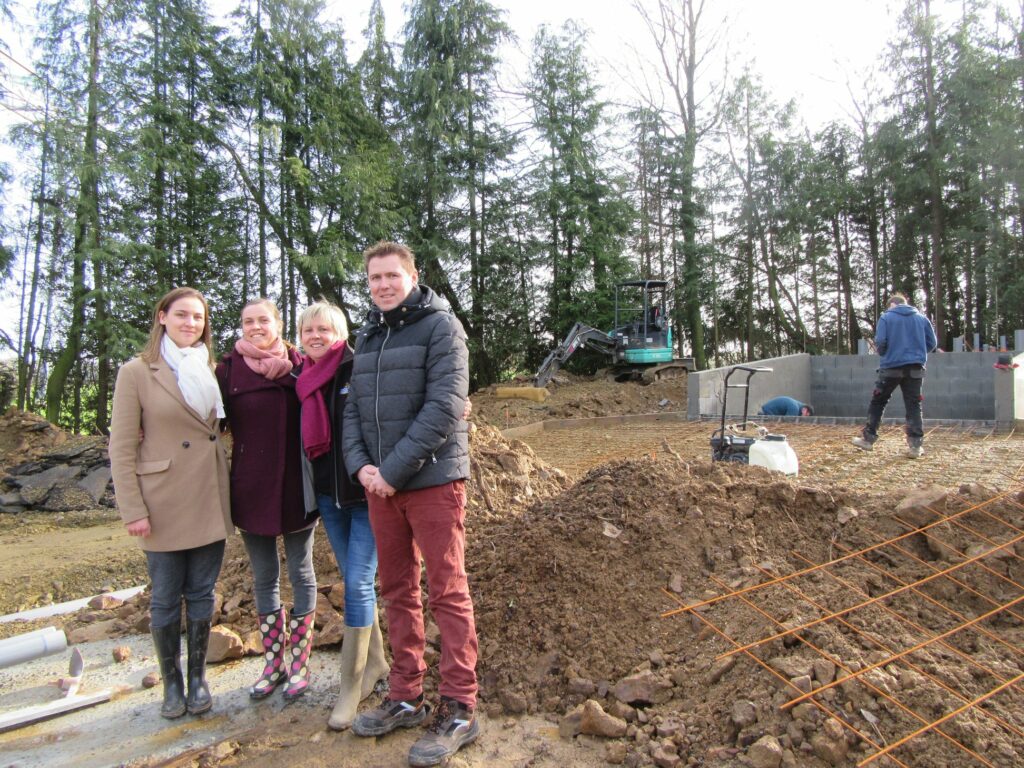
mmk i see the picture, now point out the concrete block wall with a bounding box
[688,354,811,419]
[809,355,873,418]
[688,350,1021,426]
[811,351,1001,421]
[924,352,1001,421]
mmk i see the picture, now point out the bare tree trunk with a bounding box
[636,0,719,370]
[257,0,269,297]
[832,215,858,353]
[150,1,171,289]
[809,234,821,345]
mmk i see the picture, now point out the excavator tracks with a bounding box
[640,360,693,383]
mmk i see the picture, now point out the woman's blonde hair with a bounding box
[297,300,349,351]
[141,287,214,366]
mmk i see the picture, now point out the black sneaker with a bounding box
[351,695,429,737]
[408,696,480,767]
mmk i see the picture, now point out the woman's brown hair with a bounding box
[140,287,214,366]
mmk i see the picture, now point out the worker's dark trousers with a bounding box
[861,365,925,446]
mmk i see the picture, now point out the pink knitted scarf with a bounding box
[234,337,294,380]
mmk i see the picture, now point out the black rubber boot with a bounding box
[151,623,186,719]
[185,619,213,715]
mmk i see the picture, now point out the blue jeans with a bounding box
[241,527,317,616]
[145,540,225,628]
[318,495,378,627]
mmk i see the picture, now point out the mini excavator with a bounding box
[534,280,695,387]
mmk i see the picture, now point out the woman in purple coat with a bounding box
[216,298,318,701]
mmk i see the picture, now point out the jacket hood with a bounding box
[365,284,451,331]
[888,304,920,317]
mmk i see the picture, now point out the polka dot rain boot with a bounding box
[250,607,287,699]
[282,609,315,701]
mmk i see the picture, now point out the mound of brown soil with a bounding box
[466,424,572,518]
[469,456,856,707]
[471,373,687,430]
[0,409,76,471]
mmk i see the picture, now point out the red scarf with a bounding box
[295,340,346,459]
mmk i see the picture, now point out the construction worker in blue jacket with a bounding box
[852,294,938,458]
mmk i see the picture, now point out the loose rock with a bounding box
[579,699,628,738]
[747,735,784,768]
[206,625,244,663]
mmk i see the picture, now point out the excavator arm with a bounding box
[534,322,618,388]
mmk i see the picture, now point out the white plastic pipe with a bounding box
[0,584,146,624]
[0,626,67,669]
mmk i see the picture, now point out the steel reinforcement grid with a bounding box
[662,478,1024,767]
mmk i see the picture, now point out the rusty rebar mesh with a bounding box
[662,484,1024,767]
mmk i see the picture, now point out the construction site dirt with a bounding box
[1,373,1023,768]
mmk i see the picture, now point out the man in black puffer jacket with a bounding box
[344,241,479,767]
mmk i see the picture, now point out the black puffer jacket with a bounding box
[342,285,470,492]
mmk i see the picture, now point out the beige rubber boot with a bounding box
[328,625,371,731]
[360,611,391,699]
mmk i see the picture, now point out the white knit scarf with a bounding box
[160,335,225,419]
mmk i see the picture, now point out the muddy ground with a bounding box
[1,375,1023,767]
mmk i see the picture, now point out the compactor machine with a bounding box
[709,365,799,475]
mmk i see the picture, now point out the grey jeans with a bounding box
[145,540,225,628]
[241,527,317,616]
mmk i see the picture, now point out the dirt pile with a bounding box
[469,457,857,702]
[471,373,688,430]
[0,410,113,515]
[465,424,572,518]
[0,409,74,465]
[465,459,1023,766]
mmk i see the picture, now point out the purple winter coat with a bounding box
[216,348,315,536]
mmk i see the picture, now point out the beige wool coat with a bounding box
[109,355,233,552]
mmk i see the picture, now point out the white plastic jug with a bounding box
[748,435,799,476]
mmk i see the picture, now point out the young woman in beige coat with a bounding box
[109,287,233,719]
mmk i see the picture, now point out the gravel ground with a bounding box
[0,633,277,768]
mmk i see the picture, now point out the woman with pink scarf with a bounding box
[215,298,317,701]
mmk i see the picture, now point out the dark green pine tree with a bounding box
[113,0,249,351]
[222,0,399,331]
[527,21,634,348]
[397,0,513,386]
